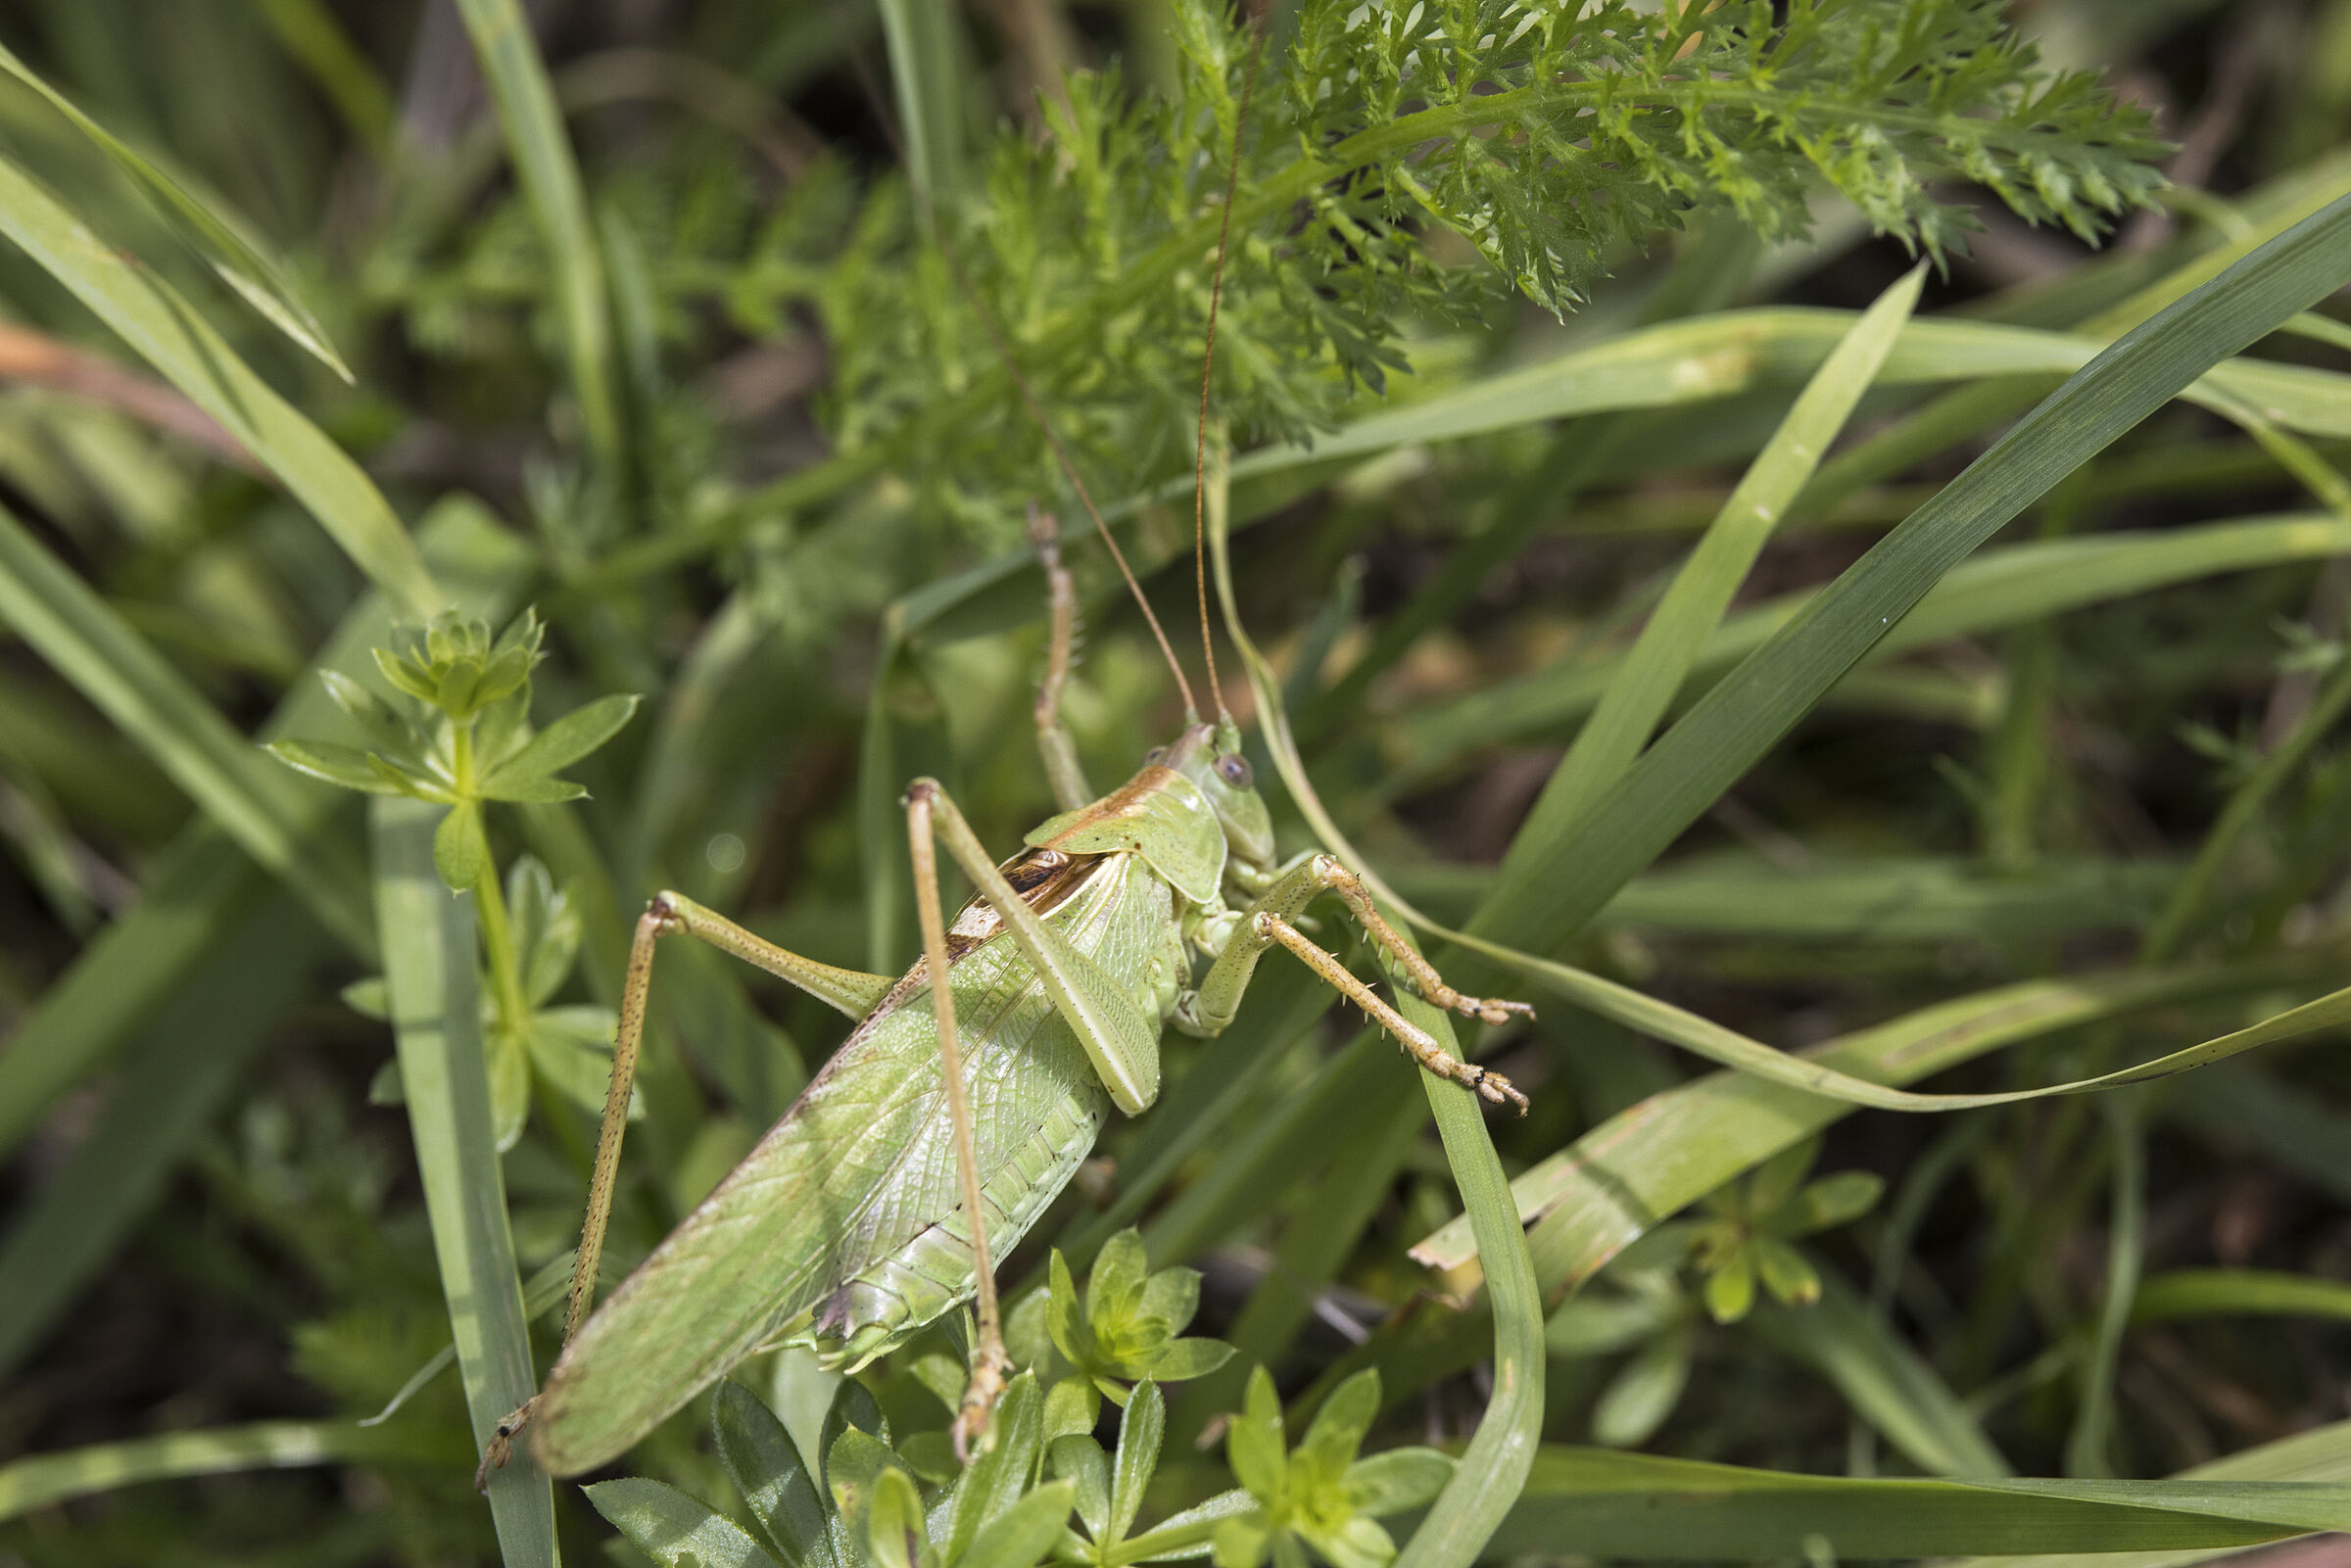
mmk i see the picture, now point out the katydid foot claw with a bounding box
[951,1349,1012,1464]
[474,1398,536,1493]
[1465,1063,1529,1116]
[1451,994,1536,1027]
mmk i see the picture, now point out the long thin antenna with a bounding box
[1193,8,1267,723]
[942,242,1200,721]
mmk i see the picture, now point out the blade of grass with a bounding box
[0,1419,452,1521]
[1389,976,1545,1568]
[1521,265,1923,850]
[1466,191,2351,961]
[1418,930,2351,1115]
[1475,1448,2346,1559]
[452,0,625,474]
[2066,1096,2147,1479]
[0,150,441,617]
[1941,1417,2351,1568]
[1407,961,2300,1279]
[0,885,320,1377]
[0,498,373,952]
[2133,1268,2351,1323]
[0,36,352,379]
[370,792,552,1567]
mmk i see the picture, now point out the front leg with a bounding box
[1181,853,1531,1113]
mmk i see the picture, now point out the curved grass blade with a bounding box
[2134,1268,2351,1323]
[1408,961,2304,1282]
[452,0,624,472]
[370,793,553,1567]
[1468,190,2351,960]
[1205,447,1541,1568]
[1386,982,1545,1568]
[1476,1448,2347,1560]
[0,1419,450,1521]
[1426,928,2351,1114]
[0,151,441,617]
[0,37,352,379]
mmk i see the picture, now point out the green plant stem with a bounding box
[472,861,532,1043]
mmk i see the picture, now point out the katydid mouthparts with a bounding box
[478,561,1532,1484]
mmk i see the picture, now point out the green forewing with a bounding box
[530,856,1178,1476]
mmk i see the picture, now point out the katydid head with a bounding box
[1162,716,1274,873]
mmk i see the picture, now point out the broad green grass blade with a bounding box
[1750,1270,2008,1479]
[2134,1268,2351,1323]
[370,791,553,1567]
[1408,963,2299,1280]
[0,498,373,951]
[453,0,624,472]
[1476,1448,2345,1559]
[0,886,319,1377]
[1519,265,1923,850]
[1942,1418,2351,1568]
[1389,981,1544,1568]
[0,150,441,616]
[0,1420,449,1521]
[0,37,352,379]
[1401,510,2351,772]
[1466,191,2351,959]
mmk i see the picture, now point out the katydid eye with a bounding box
[1216,754,1252,788]
[1144,746,1167,766]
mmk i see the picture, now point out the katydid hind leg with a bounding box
[477,893,895,1485]
[903,776,1168,1454]
[905,783,1011,1459]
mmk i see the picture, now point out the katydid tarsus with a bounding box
[480,51,1532,1483]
